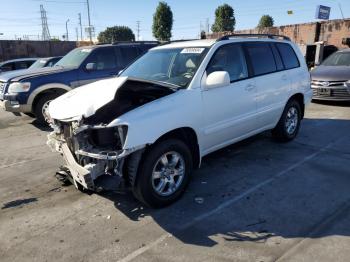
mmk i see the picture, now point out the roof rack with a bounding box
[216,34,291,42]
[160,39,201,45]
[112,41,159,45]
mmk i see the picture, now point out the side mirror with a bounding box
[85,63,97,71]
[205,71,230,89]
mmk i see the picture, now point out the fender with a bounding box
[27,83,72,109]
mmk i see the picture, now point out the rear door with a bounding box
[201,43,257,153]
[244,42,290,129]
[78,47,118,86]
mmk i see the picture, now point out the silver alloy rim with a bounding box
[42,100,52,119]
[285,106,298,135]
[151,151,185,197]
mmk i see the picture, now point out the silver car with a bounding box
[311,49,350,101]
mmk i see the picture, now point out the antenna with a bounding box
[136,20,140,41]
[40,5,51,41]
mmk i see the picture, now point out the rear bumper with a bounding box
[0,99,31,113]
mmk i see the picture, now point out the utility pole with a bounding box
[338,3,345,19]
[86,0,92,42]
[40,5,51,41]
[136,21,140,41]
[65,19,70,41]
[78,13,83,41]
[75,27,79,41]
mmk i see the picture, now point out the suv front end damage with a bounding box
[47,120,144,191]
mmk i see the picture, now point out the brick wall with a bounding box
[208,18,350,49]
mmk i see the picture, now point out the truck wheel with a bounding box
[34,93,59,125]
[272,99,301,142]
[133,139,193,208]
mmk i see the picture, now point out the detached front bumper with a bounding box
[47,132,143,191]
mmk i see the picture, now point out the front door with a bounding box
[201,43,257,153]
[78,47,118,86]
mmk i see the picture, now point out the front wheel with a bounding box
[272,100,302,142]
[133,139,193,208]
[34,93,60,125]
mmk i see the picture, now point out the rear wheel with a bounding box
[34,93,60,125]
[133,139,193,208]
[272,99,301,142]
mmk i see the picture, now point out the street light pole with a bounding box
[66,19,70,41]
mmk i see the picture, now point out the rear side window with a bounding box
[15,61,30,70]
[120,46,140,67]
[276,43,300,69]
[245,42,276,76]
[0,62,15,71]
[207,44,248,82]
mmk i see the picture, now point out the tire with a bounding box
[133,138,193,208]
[34,93,60,125]
[272,99,302,142]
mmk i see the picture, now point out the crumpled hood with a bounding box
[49,76,127,121]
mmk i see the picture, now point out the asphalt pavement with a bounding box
[0,101,349,262]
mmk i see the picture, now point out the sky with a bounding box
[1,0,349,41]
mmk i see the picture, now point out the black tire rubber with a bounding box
[133,138,193,208]
[272,99,302,142]
[34,93,59,125]
[24,112,35,118]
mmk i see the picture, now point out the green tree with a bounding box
[257,15,274,29]
[152,2,173,41]
[211,4,235,32]
[97,26,135,43]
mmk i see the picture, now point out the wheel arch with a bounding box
[28,83,71,112]
[289,93,305,119]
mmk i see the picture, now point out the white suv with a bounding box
[47,34,312,208]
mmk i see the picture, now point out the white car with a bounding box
[47,35,312,208]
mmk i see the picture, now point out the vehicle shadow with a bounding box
[99,118,350,247]
[312,100,350,107]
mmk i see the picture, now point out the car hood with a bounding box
[48,76,128,121]
[0,66,73,82]
[311,65,350,81]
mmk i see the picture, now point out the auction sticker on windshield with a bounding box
[181,48,205,54]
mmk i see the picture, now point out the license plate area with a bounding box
[318,88,331,96]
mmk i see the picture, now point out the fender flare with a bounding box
[27,83,72,110]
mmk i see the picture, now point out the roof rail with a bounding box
[160,39,200,46]
[216,34,291,42]
[112,41,159,45]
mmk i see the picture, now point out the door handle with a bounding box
[245,84,255,91]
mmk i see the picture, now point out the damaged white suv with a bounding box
[47,35,312,207]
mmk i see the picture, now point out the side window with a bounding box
[270,44,284,71]
[207,44,248,82]
[245,42,277,76]
[15,61,29,70]
[120,46,139,67]
[276,43,300,69]
[89,48,117,70]
[0,62,15,71]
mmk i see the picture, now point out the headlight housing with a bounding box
[8,82,31,93]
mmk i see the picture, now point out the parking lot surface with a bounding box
[0,101,350,262]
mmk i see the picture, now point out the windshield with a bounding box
[56,48,92,68]
[29,59,47,69]
[121,47,208,88]
[322,52,350,66]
